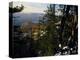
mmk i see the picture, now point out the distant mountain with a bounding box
[13,13,44,26]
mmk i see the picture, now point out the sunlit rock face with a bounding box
[19,21,47,40]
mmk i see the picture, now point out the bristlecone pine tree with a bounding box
[37,4,78,56]
[37,4,60,56]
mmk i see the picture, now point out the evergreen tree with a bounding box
[37,4,60,56]
[9,2,24,13]
[59,5,78,54]
[37,4,78,55]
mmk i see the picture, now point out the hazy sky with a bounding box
[13,2,48,13]
[13,2,63,16]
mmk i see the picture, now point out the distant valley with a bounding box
[13,12,44,26]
